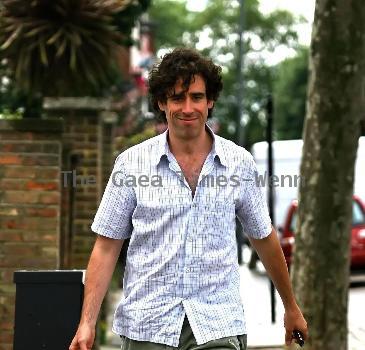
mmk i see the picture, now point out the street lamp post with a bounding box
[237,0,245,146]
[266,94,276,324]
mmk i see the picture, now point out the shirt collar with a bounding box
[152,123,227,167]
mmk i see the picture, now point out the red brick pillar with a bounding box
[0,118,63,350]
[43,98,114,269]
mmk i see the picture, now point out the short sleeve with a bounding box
[236,154,272,239]
[91,154,136,239]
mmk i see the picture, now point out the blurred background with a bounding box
[1,1,365,350]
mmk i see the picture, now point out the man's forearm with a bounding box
[79,235,124,327]
[248,228,297,309]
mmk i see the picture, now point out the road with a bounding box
[348,274,365,350]
[240,246,365,349]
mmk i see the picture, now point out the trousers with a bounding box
[120,316,247,350]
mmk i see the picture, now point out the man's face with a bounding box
[158,75,214,139]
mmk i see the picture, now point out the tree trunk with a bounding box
[291,1,365,349]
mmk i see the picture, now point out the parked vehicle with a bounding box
[280,196,365,270]
[251,137,365,229]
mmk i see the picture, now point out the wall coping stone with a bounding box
[43,97,111,111]
[0,118,64,133]
[14,270,85,284]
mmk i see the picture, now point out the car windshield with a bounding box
[290,199,365,233]
[353,200,365,226]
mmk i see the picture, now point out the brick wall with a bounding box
[99,116,116,194]
[0,118,63,350]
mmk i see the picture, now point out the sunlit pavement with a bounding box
[101,246,365,350]
[240,247,365,349]
[239,248,285,348]
[348,273,365,350]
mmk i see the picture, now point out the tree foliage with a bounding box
[0,0,150,117]
[0,53,43,118]
[0,0,118,96]
[148,0,191,49]
[273,47,309,140]
[148,0,302,147]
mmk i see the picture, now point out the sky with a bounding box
[186,0,316,64]
[187,0,315,27]
[258,0,316,45]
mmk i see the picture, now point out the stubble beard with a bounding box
[171,112,206,140]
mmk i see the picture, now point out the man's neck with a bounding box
[168,127,213,158]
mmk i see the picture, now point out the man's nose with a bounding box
[182,97,193,114]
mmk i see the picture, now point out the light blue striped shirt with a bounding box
[91,125,272,347]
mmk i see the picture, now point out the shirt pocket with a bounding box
[210,200,236,227]
[202,200,236,250]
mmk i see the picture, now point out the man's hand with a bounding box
[69,322,95,350]
[68,235,123,350]
[284,304,308,346]
[248,230,308,346]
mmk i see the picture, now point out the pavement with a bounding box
[100,246,365,350]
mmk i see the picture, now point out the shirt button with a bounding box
[192,203,197,208]
[185,268,190,273]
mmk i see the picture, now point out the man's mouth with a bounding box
[178,117,198,121]
[175,114,199,121]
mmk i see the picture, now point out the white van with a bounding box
[251,137,365,227]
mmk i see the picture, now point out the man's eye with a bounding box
[171,96,183,101]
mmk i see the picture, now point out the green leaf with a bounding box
[60,27,83,50]
[24,24,48,38]
[38,40,48,66]
[1,24,22,50]
[69,43,77,70]
[78,49,98,86]
[47,28,64,45]
[55,37,67,57]
[14,46,29,85]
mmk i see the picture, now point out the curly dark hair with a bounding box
[148,47,223,119]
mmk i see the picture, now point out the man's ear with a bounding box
[208,100,214,109]
[158,101,166,111]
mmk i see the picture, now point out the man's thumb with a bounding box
[285,329,292,346]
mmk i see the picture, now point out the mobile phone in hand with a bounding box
[292,330,304,347]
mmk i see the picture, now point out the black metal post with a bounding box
[237,0,245,146]
[266,94,276,324]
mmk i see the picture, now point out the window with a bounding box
[353,200,365,226]
[290,211,297,234]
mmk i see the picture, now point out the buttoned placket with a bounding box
[167,152,217,298]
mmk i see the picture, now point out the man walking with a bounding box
[70,48,307,350]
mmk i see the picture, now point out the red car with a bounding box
[280,196,365,270]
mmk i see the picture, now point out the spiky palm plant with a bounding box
[0,0,134,96]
